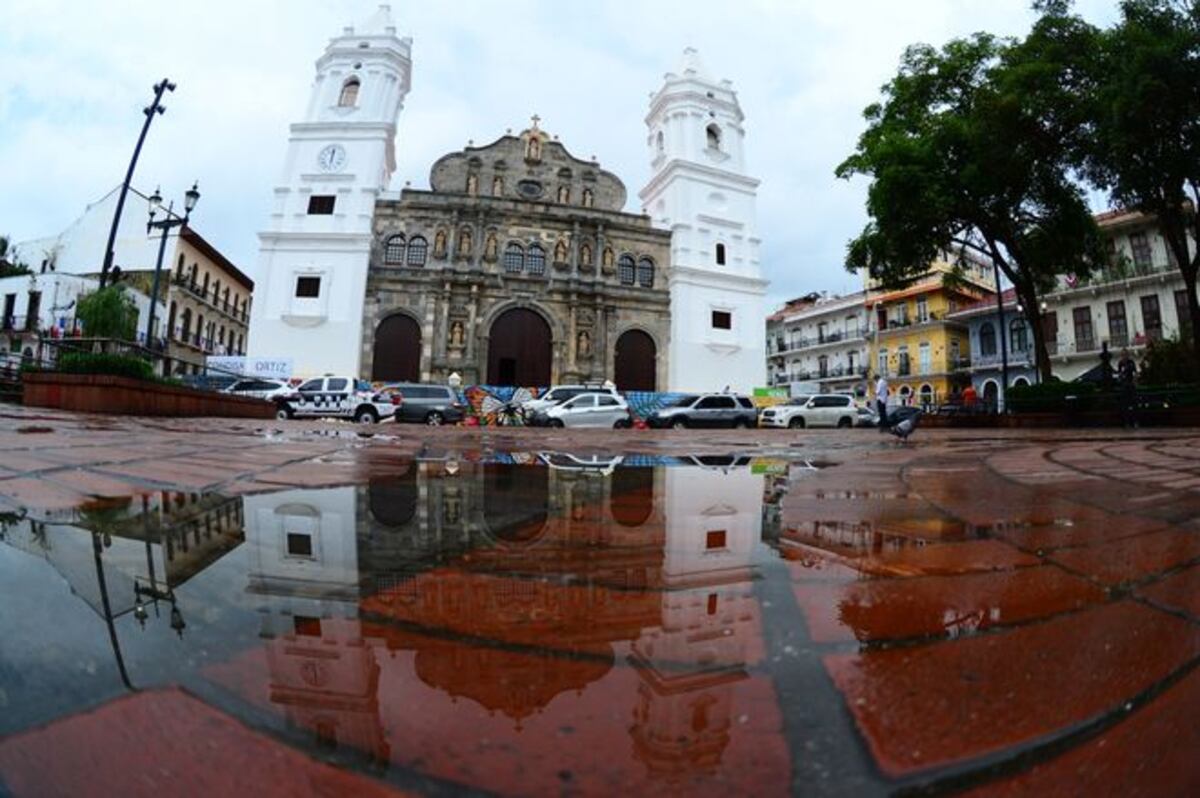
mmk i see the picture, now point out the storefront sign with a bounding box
[207,356,294,379]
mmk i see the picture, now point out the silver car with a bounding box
[223,378,291,401]
[535,392,632,428]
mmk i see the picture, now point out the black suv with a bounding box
[645,393,759,429]
[386,383,466,425]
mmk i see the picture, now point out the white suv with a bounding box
[760,394,858,429]
[275,376,400,423]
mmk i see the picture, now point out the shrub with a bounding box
[1007,380,1100,413]
[55,352,155,381]
[1139,337,1197,387]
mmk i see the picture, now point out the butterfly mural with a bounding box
[462,385,540,426]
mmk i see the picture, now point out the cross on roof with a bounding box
[530,114,541,130]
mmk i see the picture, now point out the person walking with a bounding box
[1118,349,1138,428]
[874,373,890,430]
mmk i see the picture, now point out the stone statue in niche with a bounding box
[557,185,569,203]
[449,321,465,348]
[433,229,448,259]
[457,228,473,257]
[554,239,569,264]
[492,176,504,196]
[579,242,593,271]
[466,173,479,196]
[601,247,615,275]
[484,232,498,261]
[577,330,592,359]
[526,135,542,162]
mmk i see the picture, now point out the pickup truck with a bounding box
[274,376,400,423]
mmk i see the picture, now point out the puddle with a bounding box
[0,452,1178,794]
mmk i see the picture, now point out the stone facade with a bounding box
[361,125,672,389]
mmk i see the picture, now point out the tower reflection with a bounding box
[239,458,784,791]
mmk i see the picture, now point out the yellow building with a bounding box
[866,257,995,408]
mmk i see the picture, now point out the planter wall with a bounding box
[22,372,275,418]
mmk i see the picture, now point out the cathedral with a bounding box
[248,5,765,392]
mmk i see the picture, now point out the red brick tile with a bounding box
[1048,528,1200,586]
[1137,565,1200,621]
[0,476,88,511]
[45,468,147,499]
[0,688,406,797]
[794,566,1106,643]
[967,667,1200,797]
[824,602,1200,777]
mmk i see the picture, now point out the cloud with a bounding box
[1,0,1119,308]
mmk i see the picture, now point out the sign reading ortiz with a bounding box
[207,356,294,380]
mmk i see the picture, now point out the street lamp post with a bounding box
[992,260,1009,413]
[100,79,176,289]
[145,183,200,355]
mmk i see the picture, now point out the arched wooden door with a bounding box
[372,314,421,382]
[614,330,656,391]
[487,308,551,386]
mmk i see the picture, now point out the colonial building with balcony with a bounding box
[946,288,1037,408]
[1038,209,1195,382]
[10,184,251,376]
[866,256,996,408]
[764,291,870,396]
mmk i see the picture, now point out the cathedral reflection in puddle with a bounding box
[0,456,797,794]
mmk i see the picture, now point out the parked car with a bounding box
[855,406,879,427]
[537,453,625,473]
[275,375,400,423]
[223,378,291,401]
[529,392,633,428]
[521,383,620,416]
[759,394,858,429]
[757,396,814,429]
[385,382,466,425]
[645,393,758,429]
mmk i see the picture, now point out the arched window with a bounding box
[715,243,726,265]
[384,235,405,264]
[176,254,185,276]
[527,244,546,275]
[636,257,654,287]
[706,124,721,150]
[189,263,198,285]
[503,243,524,273]
[618,254,636,285]
[338,78,360,107]
[1010,319,1028,352]
[406,235,427,266]
[167,301,177,339]
[195,313,204,345]
[979,322,997,356]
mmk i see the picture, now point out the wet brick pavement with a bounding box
[0,404,1198,795]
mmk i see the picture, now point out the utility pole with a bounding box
[99,79,175,288]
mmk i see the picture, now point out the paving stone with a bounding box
[966,667,1200,797]
[1047,528,1200,586]
[45,468,148,499]
[0,688,407,797]
[794,566,1106,643]
[824,601,1200,777]
[0,476,89,512]
[1136,564,1200,621]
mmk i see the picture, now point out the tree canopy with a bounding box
[76,285,139,341]
[1084,0,1200,361]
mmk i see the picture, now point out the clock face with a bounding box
[317,144,347,173]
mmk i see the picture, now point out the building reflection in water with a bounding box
[236,456,784,790]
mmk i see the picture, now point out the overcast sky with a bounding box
[1,0,1119,307]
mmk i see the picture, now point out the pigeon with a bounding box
[888,410,922,442]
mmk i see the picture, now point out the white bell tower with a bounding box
[248,5,412,378]
[640,48,767,393]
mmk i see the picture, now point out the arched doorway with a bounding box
[373,314,421,382]
[982,379,999,410]
[487,308,551,386]
[614,330,656,391]
[368,466,418,527]
[610,467,654,527]
[483,464,548,544]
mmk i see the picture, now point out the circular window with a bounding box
[516,180,543,199]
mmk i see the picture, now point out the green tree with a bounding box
[0,235,32,278]
[1084,0,1200,364]
[836,11,1105,381]
[76,285,138,340]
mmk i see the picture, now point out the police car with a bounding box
[274,376,401,423]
